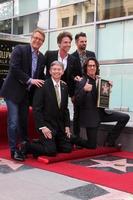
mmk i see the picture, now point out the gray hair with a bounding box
[50,60,64,69]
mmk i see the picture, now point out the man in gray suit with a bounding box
[0,29,45,161]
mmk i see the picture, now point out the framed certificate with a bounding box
[97,79,111,108]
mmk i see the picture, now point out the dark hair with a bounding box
[83,57,100,75]
[75,32,87,41]
[57,31,73,44]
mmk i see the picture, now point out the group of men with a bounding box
[0,29,129,161]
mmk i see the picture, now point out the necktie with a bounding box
[55,84,61,108]
[32,51,38,78]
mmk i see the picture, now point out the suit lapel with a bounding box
[60,82,66,108]
[50,51,58,63]
[26,45,32,76]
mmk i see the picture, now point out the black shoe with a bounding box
[32,153,39,159]
[104,142,122,150]
[115,143,122,150]
[11,150,25,161]
[75,145,83,149]
[20,141,31,158]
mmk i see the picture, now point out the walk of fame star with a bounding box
[89,158,133,172]
[0,158,23,170]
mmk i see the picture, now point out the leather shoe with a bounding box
[104,142,122,150]
[115,143,122,150]
[75,145,83,149]
[20,141,31,158]
[11,150,25,161]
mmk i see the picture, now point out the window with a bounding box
[62,17,69,27]
[73,15,77,25]
[0,19,11,34]
[97,0,133,21]
[0,0,13,20]
[86,12,94,23]
[13,11,48,34]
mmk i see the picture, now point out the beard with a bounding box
[80,45,86,51]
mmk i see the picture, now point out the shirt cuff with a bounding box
[27,78,32,85]
[39,126,47,130]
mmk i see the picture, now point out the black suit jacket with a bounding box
[75,76,100,127]
[44,50,77,97]
[71,50,96,77]
[0,44,45,103]
[33,78,70,133]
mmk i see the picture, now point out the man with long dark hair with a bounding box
[75,57,129,148]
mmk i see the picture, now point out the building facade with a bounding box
[0,0,133,115]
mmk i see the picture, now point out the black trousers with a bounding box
[73,104,130,146]
[99,110,130,145]
[28,131,72,157]
[86,127,98,149]
[73,104,80,137]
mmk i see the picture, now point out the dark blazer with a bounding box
[75,76,100,128]
[0,44,45,103]
[33,78,70,133]
[71,50,96,77]
[44,50,77,97]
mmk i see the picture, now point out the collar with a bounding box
[31,46,39,55]
[77,50,86,56]
[52,78,61,87]
[58,50,68,60]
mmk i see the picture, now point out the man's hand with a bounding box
[74,76,82,81]
[65,127,71,138]
[41,127,52,139]
[83,82,92,92]
[31,79,44,87]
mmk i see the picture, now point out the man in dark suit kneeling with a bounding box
[23,61,73,157]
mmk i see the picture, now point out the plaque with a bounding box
[97,78,111,108]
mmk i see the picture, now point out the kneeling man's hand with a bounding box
[65,127,71,138]
[42,127,52,139]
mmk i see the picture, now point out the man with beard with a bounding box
[71,32,96,146]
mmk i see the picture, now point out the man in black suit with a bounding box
[25,61,72,157]
[44,31,77,97]
[0,29,45,161]
[71,32,96,143]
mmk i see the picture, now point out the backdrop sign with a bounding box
[0,39,28,88]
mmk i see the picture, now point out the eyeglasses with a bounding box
[87,64,96,68]
[32,36,44,42]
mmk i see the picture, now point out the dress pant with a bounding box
[73,104,80,137]
[99,110,130,145]
[86,127,98,149]
[5,97,29,152]
[27,130,73,157]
